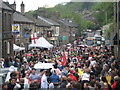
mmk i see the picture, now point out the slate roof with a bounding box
[25,15,50,27]
[13,12,34,24]
[2,2,13,11]
[59,19,78,28]
[38,16,60,26]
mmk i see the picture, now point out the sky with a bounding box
[3,0,71,12]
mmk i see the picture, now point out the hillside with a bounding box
[26,2,114,36]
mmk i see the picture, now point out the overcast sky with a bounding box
[3,0,71,12]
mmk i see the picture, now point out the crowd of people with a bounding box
[1,42,120,90]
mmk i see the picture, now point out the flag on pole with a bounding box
[61,53,67,66]
[31,33,38,44]
[24,33,29,38]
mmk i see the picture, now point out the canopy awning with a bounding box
[29,37,53,48]
[13,44,25,51]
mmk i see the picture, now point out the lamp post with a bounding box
[102,10,108,25]
[117,1,120,61]
[0,0,2,58]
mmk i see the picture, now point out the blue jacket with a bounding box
[50,73,59,83]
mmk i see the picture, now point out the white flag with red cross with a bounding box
[31,33,38,44]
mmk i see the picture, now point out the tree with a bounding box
[86,20,97,30]
[25,2,114,37]
[103,23,113,40]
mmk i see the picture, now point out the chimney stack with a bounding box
[21,1,25,14]
[5,0,9,5]
[11,1,16,10]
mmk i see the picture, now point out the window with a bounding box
[8,14,12,31]
[7,41,10,54]
[3,13,7,31]
[47,30,52,37]
[55,27,59,36]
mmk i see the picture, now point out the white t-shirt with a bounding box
[82,73,90,81]
[41,74,48,88]
[49,83,54,88]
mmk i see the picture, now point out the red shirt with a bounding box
[112,81,118,90]
[69,74,77,82]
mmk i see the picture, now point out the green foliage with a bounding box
[103,23,114,39]
[86,20,96,30]
[92,2,114,26]
[26,2,114,37]
[25,10,36,15]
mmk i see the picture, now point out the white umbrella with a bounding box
[34,63,54,69]
[79,44,87,47]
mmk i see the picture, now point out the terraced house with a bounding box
[0,1,14,58]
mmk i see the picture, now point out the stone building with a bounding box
[26,6,78,46]
[11,1,34,49]
[0,1,14,58]
[13,11,34,48]
[10,1,58,48]
[25,14,51,38]
[37,16,60,46]
[50,12,79,45]
[58,19,78,45]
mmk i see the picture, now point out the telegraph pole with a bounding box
[0,0,2,58]
[117,0,120,61]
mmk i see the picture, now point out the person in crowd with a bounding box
[49,70,60,88]
[71,81,81,90]
[2,83,8,90]
[18,78,24,90]
[94,83,101,90]
[66,77,73,89]
[60,76,67,88]
[41,71,48,89]
[20,65,26,78]
[81,68,90,86]
[24,73,30,89]
[29,68,41,83]
[68,71,77,82]
[51,64,61,78]
[7,78,21,90]
[48,80,54,89]
[112,76,120,90]
[2,40,120,90]
[29,82,38,90]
